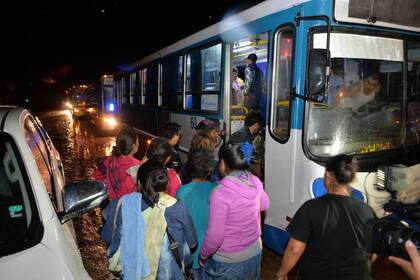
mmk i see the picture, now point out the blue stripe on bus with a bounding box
[263,224,289,255]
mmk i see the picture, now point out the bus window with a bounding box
[124,75,130,104]
[185,43,222,112]
[140,68,147,105]
[307,33,404,156]
[271,28,293,142]
[144,63,158,107]
[230,33,269,134]
[119,76,127,104]
[129,72,140,105]
[407,40,420,145]
[161,55,183,109]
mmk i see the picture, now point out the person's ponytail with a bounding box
[326,154,357,184]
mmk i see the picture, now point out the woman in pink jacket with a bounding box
[199,142,269,279]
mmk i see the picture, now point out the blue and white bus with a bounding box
[104,0,420,254]
[94,75,120,131]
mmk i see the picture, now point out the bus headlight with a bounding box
[108,117,117,127]
[102,116,117,127]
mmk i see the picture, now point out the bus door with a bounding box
[226,32,270,179]
[263,26,296,253]
[228,32,270,137]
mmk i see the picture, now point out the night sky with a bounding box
[1,0,263,111]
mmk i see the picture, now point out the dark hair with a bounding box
[244,111,264,127]
[326,154,357,184]
[219,143,254,171]
[137,160,168,198]
[195,119,220,134]
[188,149,215,180]
[146,137,172,164]
[114,127,138,156]
[162,122,181,140]
[247,53,257,63]
[233,66,239,73]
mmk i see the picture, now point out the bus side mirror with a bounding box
[308,49,329,98]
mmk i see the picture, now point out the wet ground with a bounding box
[39,110,408,280]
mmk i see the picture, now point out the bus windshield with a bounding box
[306,33,406,157]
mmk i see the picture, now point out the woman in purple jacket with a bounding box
[199,142,270,279]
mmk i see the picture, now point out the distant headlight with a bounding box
[108,118,117,127]
[102,116,117,127]
[74,108,79,113]
[65,102,73,109]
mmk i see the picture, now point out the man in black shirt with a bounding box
[277,155,376,280]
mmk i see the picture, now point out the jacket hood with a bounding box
[220,172,258,200]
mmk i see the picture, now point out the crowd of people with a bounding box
[93,112,420,280]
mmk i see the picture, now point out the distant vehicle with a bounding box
[91,75,119,131]
[0,106,108,279]
[68,85,97,118]
[102,0,420,254]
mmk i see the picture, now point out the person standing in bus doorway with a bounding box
[232,66,245,109]
[229,111,264,145]
[244,53,265,112]
[276,154,376,280]
[162,122,183,173]
[229,111,264,178]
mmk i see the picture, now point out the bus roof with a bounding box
[130,0,308,69]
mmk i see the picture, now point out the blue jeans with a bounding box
[200,253,262,280]
[190,268,201,280]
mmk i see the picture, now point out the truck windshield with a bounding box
[306,33,405,157]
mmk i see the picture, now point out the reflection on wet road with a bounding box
[39,110,408,280]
